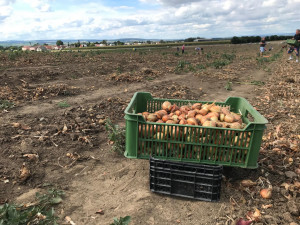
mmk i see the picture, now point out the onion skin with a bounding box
[220,113,225,122]
[202,121,216,127]
[221,107,230,115]
[162,101,172,111]
[187,110,196,118]
[210,116,219,122]
[236,218,253,225]
[170,104,179,113]
[178,114,186,121]
[260,188,272,199]
[192,103,202,110]
[175,110,181,116]
[199,108,208,116]
[232,113,242,122]
[210,105,221,113]
[166,120,177,124]
[187,118,197,125]
[162,115,170,122]
[147,113,158,122]
[195,114,203,121]
[179,119,187,125]
[207,112,219,118]
[230,122,242,129]
[224,114,234,123]
[240,179,257,187]
[156,119,164,123]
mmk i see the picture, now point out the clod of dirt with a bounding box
[282,212,294,223]
[287,201,299,216]
[19,163,30,182]
[285,171,297,179]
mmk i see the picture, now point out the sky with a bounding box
[0,0,300,41]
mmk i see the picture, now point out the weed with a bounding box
[188,64,196,72]
[205,53,212,59]
[0,100,14,109]
[110,216,131,225]
[105,118,126,154]
[0,189,64,225]
[250,80,265,86]
[210,59,230,69]
[225,81,232,91]
[57,101,70,108]
[174,52,180,56]
[176,61,190,71]
[196,64,206,70]
[221,53,236,61]
[116,67,123,74]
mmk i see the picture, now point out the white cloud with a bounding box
[1,0,300,40]
[23,0,51,12]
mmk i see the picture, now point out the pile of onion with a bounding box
[139,101,246,129]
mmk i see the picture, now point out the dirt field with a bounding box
[0,43,299,225]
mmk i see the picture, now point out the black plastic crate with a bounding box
[150,157,223,202]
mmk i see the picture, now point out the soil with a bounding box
[0,43,299,225]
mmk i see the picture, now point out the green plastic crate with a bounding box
[124,92,268,168]
[287,39,299,46]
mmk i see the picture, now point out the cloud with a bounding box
[23,0,51,12]
[1,0,300,40]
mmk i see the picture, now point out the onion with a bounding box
[220,113,225,122]
[207,112,219,118]
[187,110,196,118]
[162,101,172,111]
[179,119,187,125]
[260,188,272,199]
[178,114,186,121]
[166,120,177,124]
[142,112,149,120]
[210,115,219,122]
[202,121,216,127]
[170,104,179,113]
[147,113,158,122]
[232,112,242,121]
[175,110,181,116]
[199,108,208,116]
[187,118,197,125]
[230,122,242,129]
[221,107,230,115]
[224,114,234,123]
[200,116,209,125]
[195,114,203,121]
[162,115,170,122]
[192,103,202,110]
[240,179,257,187]
[156,119,164,123]
[171,115,179,122]
[210,105,221,113]
[236,218,253,225]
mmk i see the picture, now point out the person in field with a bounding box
[259,37,266,57]
[182,44,185,54]
[287,29,300,62]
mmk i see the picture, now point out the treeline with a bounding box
[231,35,293,44]
[0,46,21,51]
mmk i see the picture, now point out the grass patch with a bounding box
[210,59,230,69]
[0,189,64,225]
[0,100,14,109]
[57,101,70,108]
[175,60,190,72]
[105,118,126,154]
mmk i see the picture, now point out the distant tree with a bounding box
[184,37,196,42]
[159,40,165,43]
[101,40,107,45]
[114,40,124,45]
[146,40,151,44]
[56,40,63,46]
[43,43,48,46]
[231,36,240,44]
[74,40,81,47]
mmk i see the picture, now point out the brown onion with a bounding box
[187,118,197,125]
[230,122,242,129]
[220,113,225,122]
[162,101,172,111]
[175,110,181,116]
[199,108,208,116]
[210,105,221,113]
[224,114,234,123]
[166,120,177,124]
[232,113,242,122]
[195,114,203,121]
[179,119,187,125]
[187,110,196,118]
[210,116,219,122]
[153,132,165,140]
[147,113,158,122]
[170,104,179,113]
[156,119,164,123]
[221,107,230,115]
[192,103,202,110]
[202,121,216,127]
[260,188,272,199]
[162,115,170,122]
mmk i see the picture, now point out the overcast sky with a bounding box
[0,0,299,41]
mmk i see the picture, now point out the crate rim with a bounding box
[124,92,268,129]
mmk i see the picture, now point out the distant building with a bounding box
[29,46,37,51]
[22,46,31,51]
[36,46,47,52]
